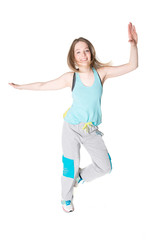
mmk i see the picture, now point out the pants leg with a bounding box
[61,121,81,201]
[61,121,112,200]
[80,130,112,182]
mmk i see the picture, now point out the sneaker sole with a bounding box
[62,206,74,213]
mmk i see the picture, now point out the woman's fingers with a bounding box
[9,83,15,87]
[128,22,133,41]
[8,83,21,89]
[132,25,138,43]
[128,22,138,44]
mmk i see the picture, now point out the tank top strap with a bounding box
[75,71,81,84]
[92,67,103,86]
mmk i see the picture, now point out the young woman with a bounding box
[9,22,138,213]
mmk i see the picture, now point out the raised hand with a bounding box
[128,22,138,45]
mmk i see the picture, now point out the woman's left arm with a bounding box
[100,22,138,81]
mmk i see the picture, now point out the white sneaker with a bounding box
[74,172,84,187]
[74,174,83,187]
[61,200,74,213]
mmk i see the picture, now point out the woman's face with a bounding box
[74,41,91,67]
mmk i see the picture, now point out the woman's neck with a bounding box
[78,65,92,74]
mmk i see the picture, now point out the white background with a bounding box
[0,0,160,239]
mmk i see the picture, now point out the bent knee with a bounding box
[102,153,112,174]
[102,165,112,174]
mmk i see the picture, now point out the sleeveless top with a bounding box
[63,67,103,126]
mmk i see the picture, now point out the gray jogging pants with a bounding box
[61,120,112,201]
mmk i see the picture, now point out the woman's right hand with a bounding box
[8,83,22,90]
[8,72,72,91]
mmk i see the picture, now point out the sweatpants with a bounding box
[61,120,112,201]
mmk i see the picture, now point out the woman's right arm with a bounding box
[8,72,73,90]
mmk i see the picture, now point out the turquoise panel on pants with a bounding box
[62,155,74,179]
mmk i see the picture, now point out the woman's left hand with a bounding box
[128,22,138,46]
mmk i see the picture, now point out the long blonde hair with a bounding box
[67,37,112,72]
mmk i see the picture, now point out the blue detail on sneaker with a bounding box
[78,174,83,183]
[66,200,71,206]
[74,173,85,187]
[61,200,71,206]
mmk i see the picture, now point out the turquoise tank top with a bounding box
[63,67,103,126]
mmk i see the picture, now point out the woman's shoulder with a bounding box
[95,67,106,85]
[63,71,75,89]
